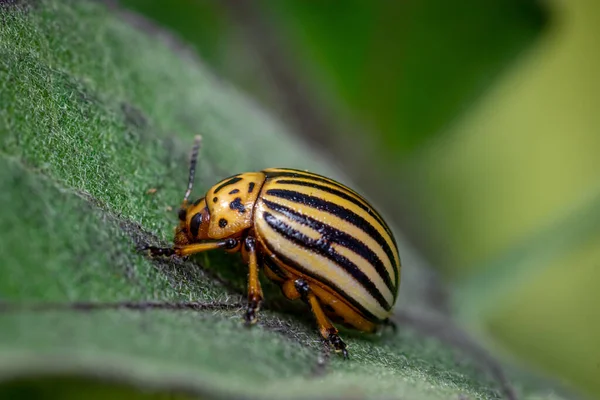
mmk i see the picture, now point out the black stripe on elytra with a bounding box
[265,169,395,239]
[274,179,392,238]
[265,188,398,282]
[261,236,384,323]
[263,199,395,295]
[213,176,242,194]
[263,212,391,311]
[265,169,363,199]
[228,189,240,195]
[248,182,255,193]
[262,255,289,280]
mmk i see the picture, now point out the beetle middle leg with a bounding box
[289,278,349,359]
[242,236,263,325]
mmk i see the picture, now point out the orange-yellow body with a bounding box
[149,139,401,357]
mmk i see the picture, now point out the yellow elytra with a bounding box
[147,137,401,357]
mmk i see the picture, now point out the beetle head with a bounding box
[175,198,211,246]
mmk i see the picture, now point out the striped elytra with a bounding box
[147,138,401,358]
[256,169,400,326]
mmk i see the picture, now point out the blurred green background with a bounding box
[119,0,600,398]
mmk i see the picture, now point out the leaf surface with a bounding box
[0,2,567,399]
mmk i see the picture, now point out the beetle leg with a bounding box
[143,246,176,257]
[244,236,263,325]
[382,317,397,334]
[144,238,238,257]
[281,279,301,300]
[294,278,349,359]
[176,238,239,256]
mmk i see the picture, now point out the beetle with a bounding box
[146,137,401,357]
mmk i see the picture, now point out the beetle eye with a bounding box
[178,208,187,221]
[189,212,203,237]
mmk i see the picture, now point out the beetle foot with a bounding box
[244,297,261,326]
[142,245,176,257]
[382,317,397,334]
[328,330,348,359]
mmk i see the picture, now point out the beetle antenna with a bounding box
[183,135,202,205]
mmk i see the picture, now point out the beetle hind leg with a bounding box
[293,278,348,359]
[381,317,397,333]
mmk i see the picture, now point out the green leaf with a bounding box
[0,1,568,399]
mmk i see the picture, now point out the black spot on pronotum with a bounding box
[178,208,187,221]
[229,197,246,213]
[248,182,256,193]
[229,189,240,195]
[190,213,203,237]
[219,218,228,228]
[213,176,242,194]
[213,197,218,203]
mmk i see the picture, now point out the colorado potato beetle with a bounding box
[147,137,401,357]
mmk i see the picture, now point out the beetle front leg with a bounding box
[143,246,176,257]
[143,238,238,258]
[243,236,263,325]
[294,278,348,359]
